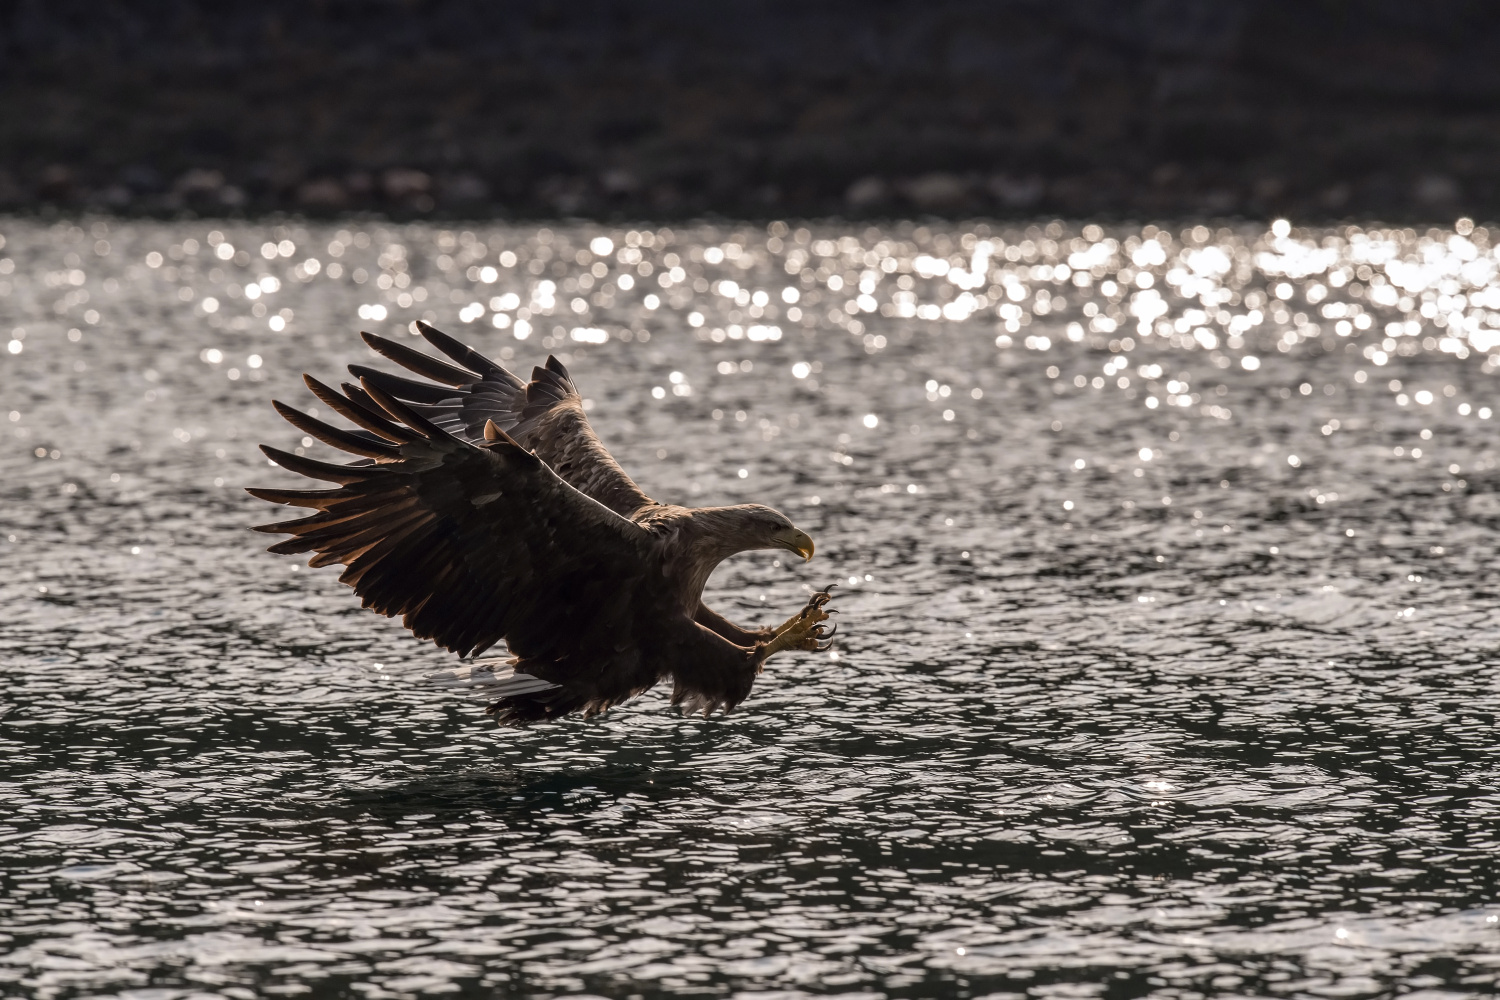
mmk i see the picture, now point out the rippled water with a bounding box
[4,215,1500,999]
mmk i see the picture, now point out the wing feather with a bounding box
[244,488,340,509]
[361,331,476,386]
[272,400,400,459]
[359,377,463,444]
[339,322,655,517]
[347,365,464,405]
[303,375,422,444]
[250,378,660,668]
[260,444,375,485]
[414,320,519,383]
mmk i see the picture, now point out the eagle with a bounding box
[248,321,837,725]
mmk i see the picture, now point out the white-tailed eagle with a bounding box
[249,322,836,724]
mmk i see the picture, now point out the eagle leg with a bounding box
[754,595,836,670]
[763,584,838,643]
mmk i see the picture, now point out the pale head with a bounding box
[692,503,815,562]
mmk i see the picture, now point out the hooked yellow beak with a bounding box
[774,527,816,562]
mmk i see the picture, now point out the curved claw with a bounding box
[813,638,836,652]
[817,622,838,640]
[808,588,836,611]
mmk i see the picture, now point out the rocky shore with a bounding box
[3,0,1498,221]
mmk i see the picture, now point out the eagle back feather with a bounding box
[357,323,654,517]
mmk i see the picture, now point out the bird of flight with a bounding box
[249,322,837,725]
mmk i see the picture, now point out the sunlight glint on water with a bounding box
[3,216,1499,999]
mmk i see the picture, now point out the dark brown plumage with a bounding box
[249,322,836,724]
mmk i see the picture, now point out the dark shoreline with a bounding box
[3,209,1492,236]
[4,0,1498,223]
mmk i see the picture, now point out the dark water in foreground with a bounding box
[3,217,1500,999]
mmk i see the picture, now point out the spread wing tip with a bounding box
[259,443,374,485]
[271,399,399,460]
[361,330,477,387]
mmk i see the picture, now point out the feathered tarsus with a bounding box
[250,321,836,724]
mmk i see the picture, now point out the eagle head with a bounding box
[734,504,815,562]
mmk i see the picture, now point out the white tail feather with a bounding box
[426,658,559,699]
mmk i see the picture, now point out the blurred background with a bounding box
[2,0,1497,222]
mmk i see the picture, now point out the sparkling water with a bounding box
[3,215,1498,998]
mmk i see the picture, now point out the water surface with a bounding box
[3,216,1499,999]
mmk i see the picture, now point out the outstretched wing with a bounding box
[352,322,656,517]
[248,376,658,669]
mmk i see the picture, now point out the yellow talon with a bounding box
[757,588,839,664]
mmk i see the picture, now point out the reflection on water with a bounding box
[3,215,1499,998]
